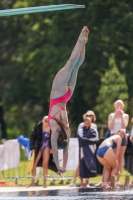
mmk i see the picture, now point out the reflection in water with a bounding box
[0,188,133,200]
[101,187,133,200]
[28,190,48,196]
[28,191,36,196]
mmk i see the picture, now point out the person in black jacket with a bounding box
[28,116,51,188]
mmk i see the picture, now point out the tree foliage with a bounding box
[96,56,129,123]
[0,0,133,138]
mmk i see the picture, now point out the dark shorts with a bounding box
[109,133,127,146]
[121,135,127,146]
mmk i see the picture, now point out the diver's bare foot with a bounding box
[85,27,89,43]
[27,182,35,188]
[79,26,88,44]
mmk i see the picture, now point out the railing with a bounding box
[0,138,133,186]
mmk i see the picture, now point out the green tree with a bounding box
[95,56,128,124]
[0,0,133,137]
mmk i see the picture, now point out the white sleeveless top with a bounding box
[110,113,127,134]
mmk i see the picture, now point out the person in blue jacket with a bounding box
[77,117,97,187]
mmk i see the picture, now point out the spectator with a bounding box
[96,129,126,188]
[28,116,51,188]
[79,110,99,140]
[77,117,97,188]
[108,99,129,184]
[129,117,133,143]
[69,110,98,187]
[95,100,129,187]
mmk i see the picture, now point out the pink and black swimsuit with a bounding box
[48,89,72,125]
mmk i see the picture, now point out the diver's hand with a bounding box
[57,167,66,174]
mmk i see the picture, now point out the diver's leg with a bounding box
[68,44,86,94]
[50,26,88,99]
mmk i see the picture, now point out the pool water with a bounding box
[0,188,133,200]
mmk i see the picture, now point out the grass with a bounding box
[0,160,132,187]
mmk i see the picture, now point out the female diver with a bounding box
[48,26,89,173]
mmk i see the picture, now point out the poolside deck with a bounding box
[0,185,101,192]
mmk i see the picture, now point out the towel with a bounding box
[17,135,30,160]
[27,151,35,172]
[0,139,20,171]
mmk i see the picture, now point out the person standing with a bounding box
[69,110,98,187]
[95,100,129,187]
[108,99,129,183]
[78,117,97,187]
[28,116,50,188]
[79,110,99,140]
